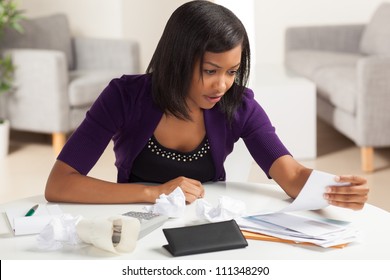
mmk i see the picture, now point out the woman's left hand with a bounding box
[324,175,369,210]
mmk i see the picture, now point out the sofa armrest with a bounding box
[356,56,390,146]
[285,24,366,54]
[73,37,140,73]
[4,49,71,133]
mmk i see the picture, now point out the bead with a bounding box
[147,137,210,162]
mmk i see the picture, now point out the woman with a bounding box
[45,1,368,210]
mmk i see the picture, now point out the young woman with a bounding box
[45,1,368,210]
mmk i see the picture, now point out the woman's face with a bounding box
[187,44,242,112]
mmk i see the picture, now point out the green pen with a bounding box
[25,204,39,217]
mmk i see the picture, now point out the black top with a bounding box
[129,135,215,183]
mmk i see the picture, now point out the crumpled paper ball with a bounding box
[36,214,83,251]
[196,196,246,222]
[144,187,186,218]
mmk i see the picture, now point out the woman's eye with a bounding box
[228,70,238,75]
[204,69,216,75]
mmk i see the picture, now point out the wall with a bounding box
[214,0,257,74]
[18,0,124,38]
[18,0,390,69]
[18,0,188,72]
[121,0,188,72]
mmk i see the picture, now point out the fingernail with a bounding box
[325,187,331,193]
[334,176,340,182]
[323,194,329,199]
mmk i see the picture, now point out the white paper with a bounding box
[236,170,359,248]
[196,196,246,222]
[6,204,63,235]
[37,214,83,250]
[248,213,345,236]
[144,187,186,218]
[279,170,350,212]
[236,214,359,248]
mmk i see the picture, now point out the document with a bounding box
[278,170,350,213]
[236,170,358,248]
[6,204,63,235]
[236,213,359,248]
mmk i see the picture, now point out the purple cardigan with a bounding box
[58,74,290,183]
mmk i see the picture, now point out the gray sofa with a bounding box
[285,2,390,172]
[0,14,139,154]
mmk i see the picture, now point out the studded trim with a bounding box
[147,137,210,162]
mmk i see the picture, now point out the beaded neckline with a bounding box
[147,136,210,162]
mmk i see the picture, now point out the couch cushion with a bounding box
[285,50,362,115]
[2,14,74,69]
[285,50,362,79]
[68,70,121,107]
[360,3,390,55]
[313,66,357,115]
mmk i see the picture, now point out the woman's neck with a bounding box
[154,110,206,153]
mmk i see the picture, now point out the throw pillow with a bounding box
[1,14,74,70]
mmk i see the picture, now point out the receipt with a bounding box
[37,215,140,254]
[279,170,350,212]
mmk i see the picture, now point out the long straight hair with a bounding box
[146,0,251,121]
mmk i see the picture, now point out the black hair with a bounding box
[146,0,251,121]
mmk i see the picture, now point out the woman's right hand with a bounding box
[46,161,204,204]
[158,176,204,204]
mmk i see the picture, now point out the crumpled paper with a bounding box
[37,214,140,254]
[144,187,186,218]
[196,196,246,222]
[36,214,82,251]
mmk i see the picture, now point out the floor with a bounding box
[0,118,389,212]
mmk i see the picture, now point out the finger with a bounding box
[181,185,202,204]
[185,177,203,186]
[183,188,204,201]
[327,200,365,211]
[179,181,204,198]
[324,193,368,204]
[335,175,367,185]
[176,176,202,186]
[188,181,204,197]
[326,185,369,195]
[199,188,205,198]
[184,192,199,204]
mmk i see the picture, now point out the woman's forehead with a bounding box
[202,45,242,66]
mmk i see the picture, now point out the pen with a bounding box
[25,204,39,217]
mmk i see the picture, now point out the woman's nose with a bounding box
[214,76,227,93]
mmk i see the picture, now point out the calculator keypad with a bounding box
[123,211,160,221]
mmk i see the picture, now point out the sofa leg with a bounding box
[52,132,66,155]
[361,147,374,173]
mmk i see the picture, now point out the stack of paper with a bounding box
[6,204,63,235]
[236,213,359,248]
[235,170,361,248]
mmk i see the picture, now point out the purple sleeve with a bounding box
[240,89,291,178]
[57,78,125,175]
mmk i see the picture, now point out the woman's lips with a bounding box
[205,95,222,103]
